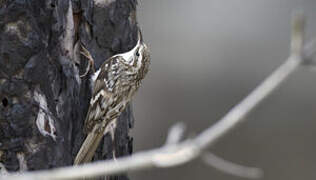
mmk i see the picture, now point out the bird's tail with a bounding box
[74,130,104,165]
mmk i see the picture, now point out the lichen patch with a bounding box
[33,90,57,141]
[5,20,31,42]
[94,0,115,7]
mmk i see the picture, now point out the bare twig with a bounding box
[194,12,305,150]
[202,152,263,179]
[290,12,304,56]
[165,122,186,145]
[195,55,301,150]
[1,13,316,180]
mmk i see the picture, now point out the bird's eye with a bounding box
[136,51,140,57]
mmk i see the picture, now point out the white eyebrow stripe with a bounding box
[113,37,141,65]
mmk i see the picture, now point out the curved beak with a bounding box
[138,28,143,44]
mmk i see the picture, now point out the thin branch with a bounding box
[290,12,304,56]
[194,12,305,150]
[195,54,301,150]
[1,13,316,180]
[201,152,263,179]
[165,122,186,145]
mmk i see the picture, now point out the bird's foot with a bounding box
[80,43,96,77]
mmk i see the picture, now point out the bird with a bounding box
[74,30,150,165]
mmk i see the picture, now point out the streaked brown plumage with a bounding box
[74,31,150,165]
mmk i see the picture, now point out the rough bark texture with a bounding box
[0,0,138,179]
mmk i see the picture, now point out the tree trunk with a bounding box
[0,0,138,179]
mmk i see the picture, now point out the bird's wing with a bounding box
[75,57,128,165]
[83,57,125,133]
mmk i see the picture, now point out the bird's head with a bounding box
[119,29,150,79]
[135,30,150,79]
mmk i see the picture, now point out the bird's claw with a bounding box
[80,44,96,77]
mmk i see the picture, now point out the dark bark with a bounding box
[0,0,138,179]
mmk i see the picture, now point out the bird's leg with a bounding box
[80,44,96,77]
[102,119,118,161]
[110,122,117,161]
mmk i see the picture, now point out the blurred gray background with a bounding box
[130,0,316,179]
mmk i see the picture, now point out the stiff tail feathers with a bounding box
[74,131,104,165]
